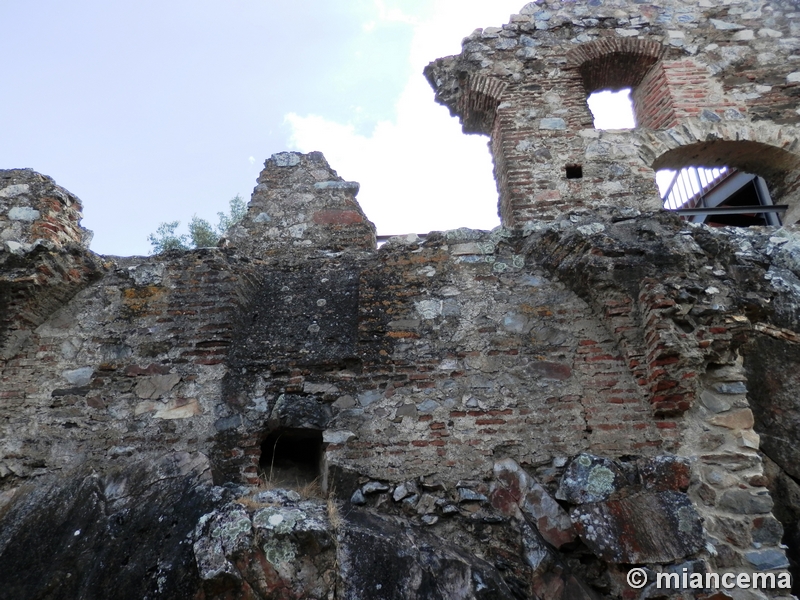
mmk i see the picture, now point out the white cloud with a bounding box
[286,0,524,236]
[373,0,418,26]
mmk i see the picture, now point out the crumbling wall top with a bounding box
[223,151,376,257]
[0,168,93,254]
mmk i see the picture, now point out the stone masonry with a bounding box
[1,2,800,599]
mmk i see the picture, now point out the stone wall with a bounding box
[0,151,798,598]
[1,1,800,598]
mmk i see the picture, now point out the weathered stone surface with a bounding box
[709,408,755,430]
[571,491,704,564]
[0,453,216,600]
[556,454,626,505]
[362,481,390,495]
[745,548,790,571]
[224,152,376,254]
[194,489,336,599]
[637,456,691,492]
[521,483,577,549]
[491,458,576,549]
[338,510,519,600]
[718,489,774,515]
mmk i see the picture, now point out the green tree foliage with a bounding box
[148,195,247,254]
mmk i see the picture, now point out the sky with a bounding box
[0,0,637,256]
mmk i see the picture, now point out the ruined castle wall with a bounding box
[425,0,800,226]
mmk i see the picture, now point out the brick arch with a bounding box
[566,38,674,129]
[566,37,666,92]
[636,119,800,222]
[457,73,509,135]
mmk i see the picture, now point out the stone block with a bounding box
[521,482,577,549]
[571,491,704,563]
[745,548,789,570]
[718,489,774,515]
[709,408,754,430]
[637,455,691,492]
[556,454,626,504]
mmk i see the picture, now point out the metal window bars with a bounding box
[661,166,729,210]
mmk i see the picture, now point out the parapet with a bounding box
[425,0,800,226]
[223,151,376,256]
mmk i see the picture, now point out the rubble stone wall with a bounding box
[2,1,800,598]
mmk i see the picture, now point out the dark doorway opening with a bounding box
[259,428,323,487]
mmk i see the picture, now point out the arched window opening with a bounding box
[586,89,635,130]
[259,427,323,487]
[569,39,670,130]
[658,166,781,227]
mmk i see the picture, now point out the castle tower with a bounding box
[425,0,800,226]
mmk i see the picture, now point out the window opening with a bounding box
[586,89,635,130]
[565,165,583,179]
[659,166,782,227]
[259,427,323,487]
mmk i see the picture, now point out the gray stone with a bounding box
[214,415,242,432]
[361,481,389,495]
[4,240,24,253]
[539,118,567,130]
[700,390,732,413]
[457,487,487,503]
[521,521,552,575]
[62,367,94,386]
[313,181,360,195]
[402,494,419,510]
[253,489,301,504]
[495,38,517,50]
[395,403,417,418]
[271,152,301,167]
[710,19,745,30]
[357,390,382,407]
[752,516,784,545]
[128,263,165,286]
[713,382,747,394]
[718,489,774,514]
[393,484,409,502]
[333,395,356,409]
[253,212,271,223]
[8,206,40,221]
[0,184,30,198]
[350,489,366,505]
[745,548,789,570]
[421,514,438,525]
[521,482,576,548]
[700,109,721,122]
[418,399,439,413]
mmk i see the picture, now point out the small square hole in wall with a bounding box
[259,427,323,487]
[566,165,583,179]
